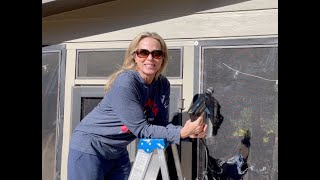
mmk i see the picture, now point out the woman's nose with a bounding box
[146,53,153,60]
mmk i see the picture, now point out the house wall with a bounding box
[42,0,277,44]
[42,0,278,179]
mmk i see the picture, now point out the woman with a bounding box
[68,32,208,180]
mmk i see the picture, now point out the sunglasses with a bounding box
[135,49,165,59]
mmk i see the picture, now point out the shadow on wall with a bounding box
[42,0,251,44]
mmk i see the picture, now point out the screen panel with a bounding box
[42,48,66,180]
[42,52,59,180]
[197,41,278,180]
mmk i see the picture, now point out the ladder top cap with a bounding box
[137,139,168,153]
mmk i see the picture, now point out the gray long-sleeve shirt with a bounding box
[69,70,182,157]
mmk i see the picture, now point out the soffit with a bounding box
[42,0,117,17]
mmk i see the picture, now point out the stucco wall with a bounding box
[42,0,278,45]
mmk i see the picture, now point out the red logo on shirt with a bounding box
[120,125,130,133]
[144,98,158,117]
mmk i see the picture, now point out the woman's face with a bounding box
[134,37,163,82]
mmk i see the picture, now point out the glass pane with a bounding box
[77,49,182,78]
[80,97,103,119]
[42,52,59,180]
[169,85,182,123]
[77,50,125,78]
[200,46,278,180]
[163,49,182,78]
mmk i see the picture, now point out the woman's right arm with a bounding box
[108,73,182,144]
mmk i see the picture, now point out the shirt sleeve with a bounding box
[108,73,182,144]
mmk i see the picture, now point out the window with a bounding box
[77,49,125,78]
[76,48,183,79]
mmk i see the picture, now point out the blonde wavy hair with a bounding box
[104,32,169,92]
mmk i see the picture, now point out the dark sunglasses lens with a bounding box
[136,49,164,59]
[152,50,164,59]
[137,49,150,58]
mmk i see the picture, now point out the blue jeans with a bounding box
[68,148,131,180]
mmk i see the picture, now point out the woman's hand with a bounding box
[180,113,208,138]
[189,123,208,138]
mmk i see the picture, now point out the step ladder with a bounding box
[128,139,171,180]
